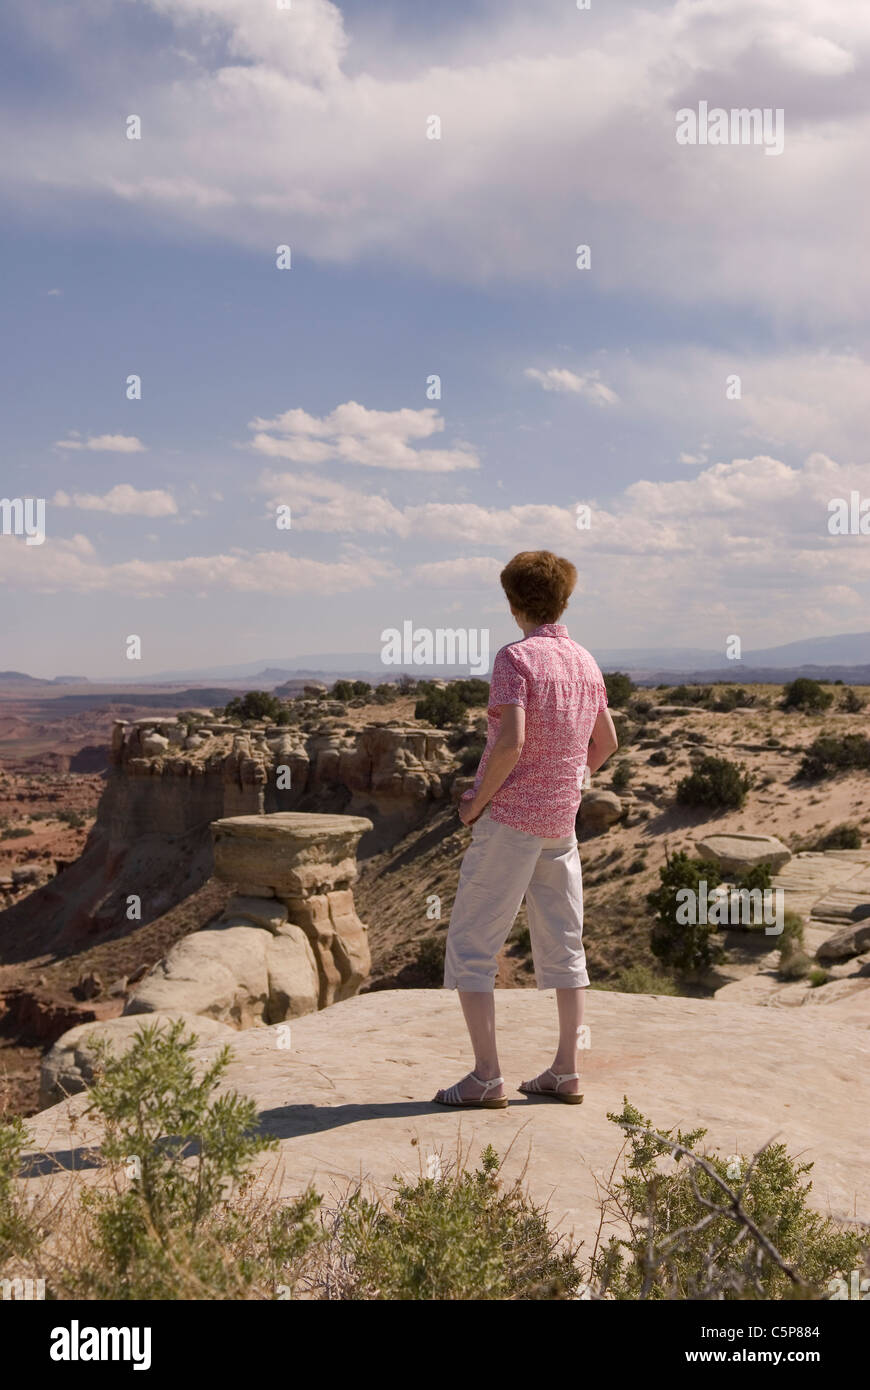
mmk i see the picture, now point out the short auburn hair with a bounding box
[499,551,577,625]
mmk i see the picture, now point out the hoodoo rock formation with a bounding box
[40,812,373,1104]
[124,812,373,1023]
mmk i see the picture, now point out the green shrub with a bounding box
[781,678,833,714]
[338,1145,582,1300]
[0,1113,38,1267]
[414,935,446,984]
[676,756,753,810]
[0,827,33,840]
[611,760,632,792]
[372,684,399,704]
[603,672,635,708]
[665,685,711,706]
[458,740,485,773]
[57,809,86,829]
[778,911,811,979]
[799,735,870,780]
[648,748,669,765]
[805,823,862,851]
[647,852,725,974]
[71,1021,322,1300]
[414,679,490,728]
[224,691,284,722]
[839,687,865,713]
[594,965,678,996]
[808,966,829,988]
[711,686,752,713]
[589,1099,862,1300]
[332,680,372,701]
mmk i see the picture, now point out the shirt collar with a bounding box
[528,623,568,638]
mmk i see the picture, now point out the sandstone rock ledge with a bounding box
[24,990,869,1250]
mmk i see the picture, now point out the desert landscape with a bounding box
[4,0,870,1331]
[2,666,869,1302]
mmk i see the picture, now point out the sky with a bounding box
[1,0,869,678]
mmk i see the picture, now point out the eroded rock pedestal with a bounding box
[41,813,374,1106]
[210,812,374,1010]
[122,813,373,1025]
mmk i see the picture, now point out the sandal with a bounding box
[518,1068,584,1105]
[433,1072,508,1109]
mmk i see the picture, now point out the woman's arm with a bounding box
[586,706,619,774]
[460,704,525,824]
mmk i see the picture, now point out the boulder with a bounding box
[816,921,870,963]
[39,1011,235,1108]
[696,833,791,874]
[141,731,170,755]
[579,790,623,831]
[125,926,270,1027]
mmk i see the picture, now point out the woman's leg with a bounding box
[524,837,588,1094]
[437,817,539,1102]
[551,986,585,1091]
[458,989,501,1081]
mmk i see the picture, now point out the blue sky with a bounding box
[1,0,869,677]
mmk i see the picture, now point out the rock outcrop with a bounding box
[696,833,791,874]
[123,813,372,1024]
[0,717,455,956]
[579,790,623,832]
[40,1011,235,1109]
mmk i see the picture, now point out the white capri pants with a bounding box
[444,808,589,992]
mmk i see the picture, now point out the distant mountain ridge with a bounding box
[3,631,869,685]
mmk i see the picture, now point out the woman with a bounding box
[434,551,618,1108]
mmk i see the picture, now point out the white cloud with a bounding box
[0,533,395,596]
[6,0,870,322]
[53,485,177,516]
[249,402,479,472]
[54,435,147,453]
[412,556,503,587]
[524,368,619,405]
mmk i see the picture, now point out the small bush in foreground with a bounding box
[70,1021,322,1300]
[0,1112,38,1267]
[590,1100,863,1300]
[337,1145,582,1300]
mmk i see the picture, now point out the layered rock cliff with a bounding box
[0,716,456,957]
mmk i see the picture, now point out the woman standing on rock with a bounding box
[435,551,618,1108]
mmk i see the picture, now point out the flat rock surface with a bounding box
[21,989,869,1247]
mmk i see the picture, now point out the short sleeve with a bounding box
[489,648,528,708]
[599,681,609,711]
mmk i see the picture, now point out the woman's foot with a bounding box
[518,1066,583,1100]
[433,1070,507,1106]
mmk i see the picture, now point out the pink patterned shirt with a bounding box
[469,623,608,837]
